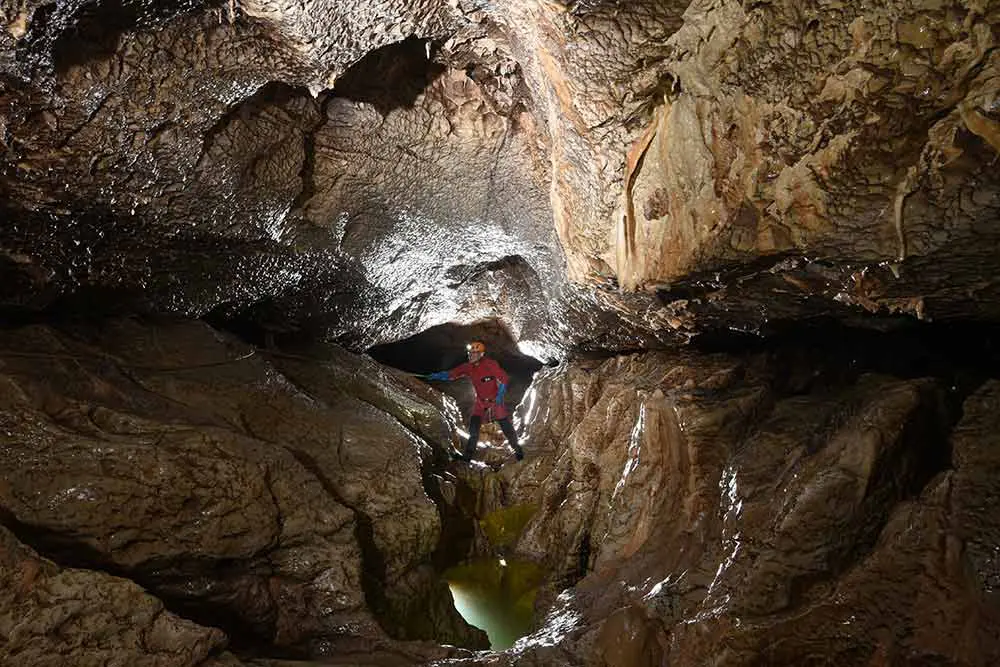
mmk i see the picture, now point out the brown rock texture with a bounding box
[1,0,1000,665]
[0,0,568,351]
[0,318,484,658]
[440,348,999,665]
[0,523,241,667]
[1,0,997,350]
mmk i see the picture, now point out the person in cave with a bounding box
[427,341,524,462]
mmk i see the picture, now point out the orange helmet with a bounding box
[466,341,486,354]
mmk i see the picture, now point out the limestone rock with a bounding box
[2,1,1000,664]
[1,1,997,351]
[0,318,483,655]
[0,523,241,667]
[439,347,998,665]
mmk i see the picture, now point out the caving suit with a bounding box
[447,357,522,460]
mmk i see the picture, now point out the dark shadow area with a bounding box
[367,319,544,419]
[690,318,984,614]
[0,288,159,327]
[0,507,305,660]
[0,202,365,343]
[693,316,1000,491]
[195,80,308,170]
[785,378,953,611]
[332,36,446,114]
[693,317,1000,478]
[50,0,213,73]
[201,269,367,351]
[692,317,1000,398]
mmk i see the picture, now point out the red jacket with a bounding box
[448,357,510,420]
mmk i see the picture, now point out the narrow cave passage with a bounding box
[367,320,544,419]
[369,321,547,649]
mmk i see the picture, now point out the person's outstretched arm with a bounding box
[427,361,472,381]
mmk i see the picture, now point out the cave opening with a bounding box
[332,36,447,114]
[367,319,544,419]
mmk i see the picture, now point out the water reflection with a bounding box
[445,557,543,650]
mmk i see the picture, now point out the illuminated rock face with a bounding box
[3,1,997,349]
[0,0,562,353]
[473,346,1000,666]
[0,320,486,661]
[1,0,1000,665]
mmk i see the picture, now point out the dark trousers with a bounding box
[465,415,522,459]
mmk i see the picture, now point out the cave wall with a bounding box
[1,1,1000,665]
[0,318,487,661]
[1,0,996,352]
[449,344,1000,666]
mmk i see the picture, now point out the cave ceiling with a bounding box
[1,0,999,354]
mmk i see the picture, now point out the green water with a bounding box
[446,558,543,650]
[479,504,536,548]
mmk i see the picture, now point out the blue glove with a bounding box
[427,371,450,381]
[496,383,507,404]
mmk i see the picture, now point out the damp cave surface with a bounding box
[2,304,998,657]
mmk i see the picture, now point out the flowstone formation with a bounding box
[2,0,1000,665]
[432,331,1000,665]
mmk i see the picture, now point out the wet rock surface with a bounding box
[0,321,998,666]
[1,1,996,353]
[0,318,485,662]
[435,335,999,665]
[1,0,1000,665]
[0,523,242,666]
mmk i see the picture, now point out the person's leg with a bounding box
[464,415,482,460]
[498,418,523,460]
